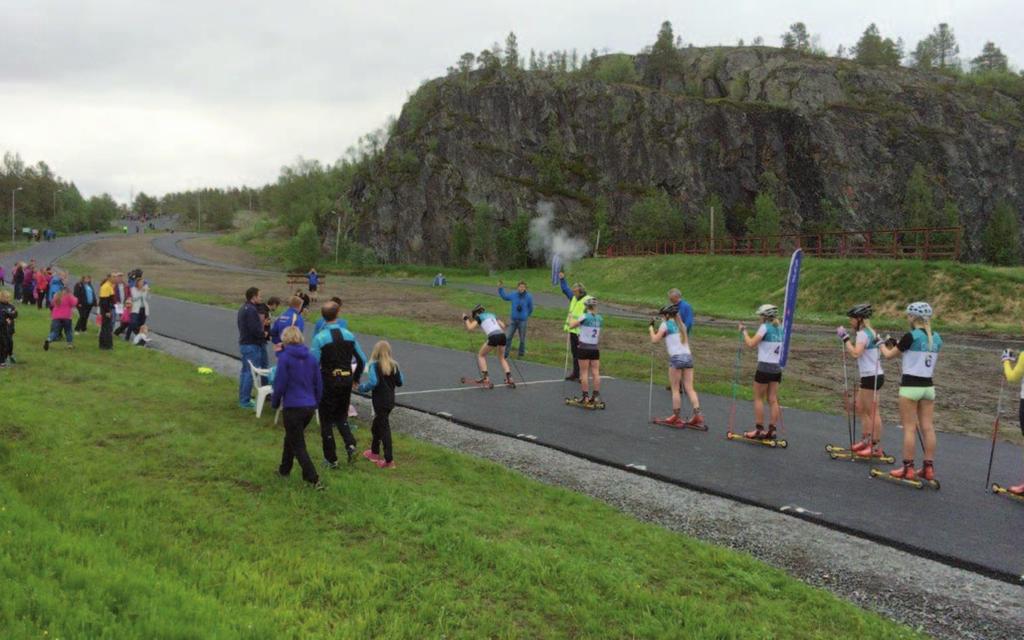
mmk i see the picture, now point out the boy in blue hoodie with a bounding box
[272,326,324,489]
[270,296,305,353]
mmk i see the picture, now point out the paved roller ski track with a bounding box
[5,234,1023,585]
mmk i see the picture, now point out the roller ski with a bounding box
[991,483,1024,502]
[869,460,940,490]
[726,425,787,448]
[565,392,605,410]
[825,442,894,464]
[653,413,708,432]
[503,372,516,389]
[459,375,494,390]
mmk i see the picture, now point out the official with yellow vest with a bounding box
[558,271,587,381]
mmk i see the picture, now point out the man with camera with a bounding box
[497,280,534,359]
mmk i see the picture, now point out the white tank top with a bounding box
[579,325,600,346]
[856,329,883,378]
[480,315,502,336]
[661,322,691,357]
[756,324,782,364]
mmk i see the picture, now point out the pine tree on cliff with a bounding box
[645,20,680,88]
[781,23,811,52]
[851,24,903,67]
[971,41,1008,73]
[505,32,520,69]
[902,163,934,229]
[912,23,960,70]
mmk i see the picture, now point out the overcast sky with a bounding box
[1,0,1020,203]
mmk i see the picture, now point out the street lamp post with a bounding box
[11,186,23,244]
[333,210,340,264]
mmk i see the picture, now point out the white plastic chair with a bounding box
[249,361,274,418]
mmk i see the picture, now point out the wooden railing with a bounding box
[605,227,963,261]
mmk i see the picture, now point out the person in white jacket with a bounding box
[127,279,151,342]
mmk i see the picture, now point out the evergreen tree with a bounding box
[971,41,1008,73]
[981,201,1021,265]
[504,32,520,69]
[781,22,811,52]
[852,23,903,66]
[528,49,537,70]
[450,221,470,266]
[902,163,934,228]
[457,52,475,74]
[472,202,494,264]
[286,221,321,270]
[752,36,764,46]
[747,193,782,237]
[645,20,681,87]
[914,23,959,70]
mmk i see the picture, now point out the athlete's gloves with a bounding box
[649,318,657,329]
[462,313,469,321]
[1001,349,1015,362]
[836,326,849,342]
[884,335,897,348]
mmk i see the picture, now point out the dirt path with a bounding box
[62,235,1022,445]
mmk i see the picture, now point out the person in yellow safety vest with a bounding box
[557,270,587,381]
[1001,342,1024,495]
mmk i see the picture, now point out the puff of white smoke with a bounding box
[528,201,588,267]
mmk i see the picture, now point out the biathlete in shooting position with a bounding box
[998,342,1024,496]
[832,304,890,461]
[462,305,514,388]
[737,304,784,442]
[565,296,604,409]
[876,302,942,488]
[649,304,704,428]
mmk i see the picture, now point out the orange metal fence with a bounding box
[605,227,963,261]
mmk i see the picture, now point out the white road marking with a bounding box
[516,434,538,440]
[625,463,648,471]
[396,376,610,397]
[780,505,823,516]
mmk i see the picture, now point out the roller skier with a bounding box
[829,304,892,463]
[649,304,705,429]
[565,296,604,409]
[734,304,785,444]
[462,304,514,388]
[995,344,1024,498]
[874,302,942,489]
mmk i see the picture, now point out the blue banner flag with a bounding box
[550,254,562,286]
[779,248,803,368]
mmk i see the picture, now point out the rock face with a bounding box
[349,47,1024,263]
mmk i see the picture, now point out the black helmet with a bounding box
[847,304,873,319]
[471,304,485,317]
[659,304,679,317]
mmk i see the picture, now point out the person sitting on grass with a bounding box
[272,326,324,490]
[0,290,17,367]
[359,340,404,469]
[44,287,78,351]
[133,324,151,347]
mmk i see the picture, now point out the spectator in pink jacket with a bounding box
[44,288,78,350]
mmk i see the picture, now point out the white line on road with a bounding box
[396,376,612,397]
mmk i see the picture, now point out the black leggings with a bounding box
[1019,399,1024,437]
[371,405,394,463]
[319,382,356,463]
[280,407,319,483]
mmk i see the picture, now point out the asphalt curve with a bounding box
[6,235,1023,584]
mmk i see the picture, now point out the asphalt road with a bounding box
[6,234,1024,584]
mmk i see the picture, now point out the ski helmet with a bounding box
[755,304,779,318]
[847,303,873,319]
[583,296,598,308]
[659,304,679,317]
[905,301,933,319]
[471,304,485,318]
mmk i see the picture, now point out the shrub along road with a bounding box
[8,234,1024,584]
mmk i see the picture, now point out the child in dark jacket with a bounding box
[0,290,17,367]
[271,326,324,488]
[358,340,404,468]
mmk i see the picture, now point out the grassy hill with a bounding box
[0,310,918,638]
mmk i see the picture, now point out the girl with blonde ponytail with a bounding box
[880,301,943,483]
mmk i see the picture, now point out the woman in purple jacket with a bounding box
[272,326,324,489]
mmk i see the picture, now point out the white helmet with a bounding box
[905,301,933,319]
[755,304,779,318]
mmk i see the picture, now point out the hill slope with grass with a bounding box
[0,310,920,638]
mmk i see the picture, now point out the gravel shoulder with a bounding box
[150,331,1024,640]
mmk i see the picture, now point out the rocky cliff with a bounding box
[349,47,1024,263]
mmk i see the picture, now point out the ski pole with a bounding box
[984,376,1007,490]
[647,346,655,423]
[510,353,527,385]
[841,339,853,449]
[727,330,743,434]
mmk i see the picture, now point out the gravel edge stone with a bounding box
[150,333,1023,640]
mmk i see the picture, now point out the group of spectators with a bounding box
[237,285,404,490]
[0,262,152,367]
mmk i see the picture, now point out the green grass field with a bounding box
[0,310,919,639]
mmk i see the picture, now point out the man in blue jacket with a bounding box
[269,295,305,353]
[667,288,694,332]
[497,280,533,359]
[310,301,367,467]
[237,287,268,409]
